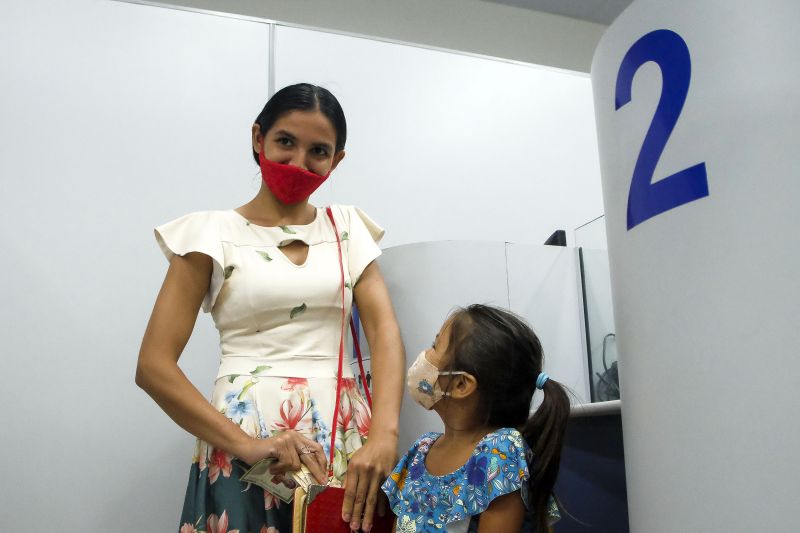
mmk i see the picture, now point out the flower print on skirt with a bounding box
[178,372,372,533]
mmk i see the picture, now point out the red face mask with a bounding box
[258,152,331,205]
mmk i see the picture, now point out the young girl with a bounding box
[382,304,570,532]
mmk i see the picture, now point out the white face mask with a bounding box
[406,350,466,410]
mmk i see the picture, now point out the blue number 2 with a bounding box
[616,29,709,230]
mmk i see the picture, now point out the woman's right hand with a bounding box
[137,254,328,485]
[137,254,329,484]
[237,430,328,485]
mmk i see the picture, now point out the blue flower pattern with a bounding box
[309,397,332,457]
[223,390,256,424]
[417,379,434,396]
[382,428,531,532]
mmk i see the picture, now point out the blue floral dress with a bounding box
[381,428,559,533]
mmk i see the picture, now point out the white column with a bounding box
[591,1,800,531]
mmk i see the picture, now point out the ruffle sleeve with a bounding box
[447,428,531,522]
[154,211,225,313]
[380,432,438,513]
[332,205,385,285]
[380,429,537,531]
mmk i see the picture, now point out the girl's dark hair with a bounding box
[252,83,347,163]
[446,304,571,532]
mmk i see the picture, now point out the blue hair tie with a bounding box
[536,372,549,390]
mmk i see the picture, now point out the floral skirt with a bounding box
[179,374,371,533]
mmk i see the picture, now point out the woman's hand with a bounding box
[341,435,398,532]
[237,430,328,484]
[345,263,405,531]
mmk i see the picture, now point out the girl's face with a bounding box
[252,109,345,176]
[426,320,456,382]
[424,318,479,410]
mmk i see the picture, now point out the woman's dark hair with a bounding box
[445,304,571,532]
[252,83,347,163]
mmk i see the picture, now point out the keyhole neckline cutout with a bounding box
[276,240,310,267]
[228,208,328,268]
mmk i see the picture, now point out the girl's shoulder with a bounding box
[392,432,442,471]
[394,431,442,460]
[468,427,532,485]
[394,428,528,473]
[381,428,533,529]
[413,431,442,450]
[386,432,442,474]
[476,427,530,455]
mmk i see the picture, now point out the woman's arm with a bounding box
[477,491,526,532]
[136,252,327,480]
[342,261,405,531]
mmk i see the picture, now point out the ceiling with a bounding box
[482,0,633,25]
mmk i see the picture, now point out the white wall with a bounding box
[0,0,269,529]
[122,0,607,72]
[1,1,604,530]
[378,241,511,451]
[506,244,589,404]
[379,242,588,452]
[278,25,604,248]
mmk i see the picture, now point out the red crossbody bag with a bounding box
[291,207,393,533]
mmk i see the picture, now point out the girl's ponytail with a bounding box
[521,377,571,532]
[444,304,571,531]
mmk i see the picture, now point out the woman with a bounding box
[136,83,404,533]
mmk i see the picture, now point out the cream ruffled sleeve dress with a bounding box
[155,205,383,533]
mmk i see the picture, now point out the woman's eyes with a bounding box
[275,137,329,157]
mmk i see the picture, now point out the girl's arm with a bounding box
[342,261,405,531]
[136,252,327,480]
[477,491,527,532]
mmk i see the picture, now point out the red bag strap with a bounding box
[325,206,371,478]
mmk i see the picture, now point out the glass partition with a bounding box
[576,216,620,402]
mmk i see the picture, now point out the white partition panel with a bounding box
[592,1,800,529]
[378,241,510,451]
[378,241,587,452]
[506,245,589,403]
[274,25,603,248]
[0,1,269,529]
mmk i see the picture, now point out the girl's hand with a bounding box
[342,435,398,532]
[237,430,328,484]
